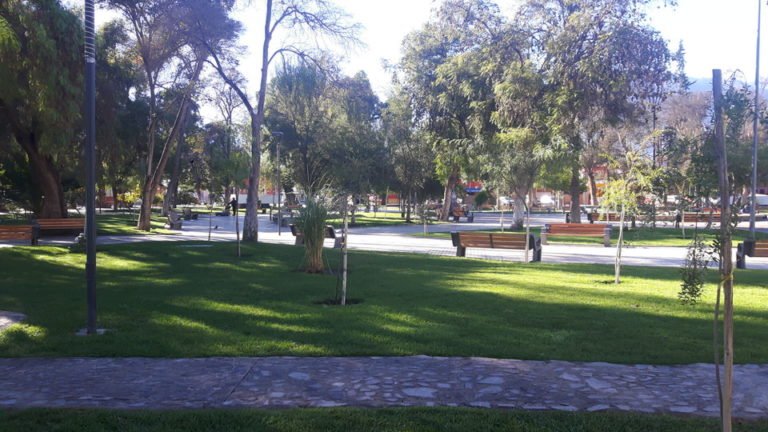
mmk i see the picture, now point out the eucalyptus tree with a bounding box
[399,0,503,220]
[106,0,237,229]
[517,0,674,223]
[382,90,435,223]
[0,0,82,218]
[95,20,146,211]
[198,0,359,242]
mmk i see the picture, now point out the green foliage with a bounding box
[473,190,489,209]
[293,198,330,273]
[678,233,711,305]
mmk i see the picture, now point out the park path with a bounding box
[4,211,768,268]
[0,355,767,418]
[92,212,768,269]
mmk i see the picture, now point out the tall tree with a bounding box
[0,0,83,218]
[199,0,359,241]
[517,0,673,222]
[399,0,503,220]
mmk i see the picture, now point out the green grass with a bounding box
[415,226,768,247]
[2,408,766,432]
[326,211,431,228]
[0,212,173,235]
[1,242,767,363]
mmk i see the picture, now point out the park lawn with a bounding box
[0,212,172,235]
[326,211,433,228]
[2,408,767,432]
[1,242,767,363]
[415,226,768,247]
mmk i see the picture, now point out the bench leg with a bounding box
[737,243,746,269]
[468,215,474,223]
[456,246,466,257]
[603,233,611,247]
[333,237,342,249]
[532,239,542,262]
[294,237,304,246]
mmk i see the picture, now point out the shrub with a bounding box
[294,198,329,273]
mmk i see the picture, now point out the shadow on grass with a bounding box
[0,243,766,364]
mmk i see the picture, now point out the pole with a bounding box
[714,69,734,432]
[276,134,282,235]
[84,0,98,335]
[751,0,762,238]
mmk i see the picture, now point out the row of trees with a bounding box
[2,0,768,241]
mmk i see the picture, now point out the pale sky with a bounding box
[82,0,765,117]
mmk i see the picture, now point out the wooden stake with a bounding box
[713,69,734,432]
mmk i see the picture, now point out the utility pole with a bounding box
[84,0,98,335]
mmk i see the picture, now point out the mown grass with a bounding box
[0,212,173,235]
[2,407,766,432]
[326,211,432,228]
[1,242,767,363]
[415,226,768,247]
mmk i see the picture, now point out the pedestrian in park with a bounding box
[230,197,238,216]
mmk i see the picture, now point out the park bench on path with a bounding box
[289,224,343,248]
[181,208,198,221]
[34,218,85,238]
[165,211,183,230]
[542,223,613,247]
[451,208,474,222]
[0,225,38,245]
[737,239,768,269]
[271,212,294,227]
[450,231,541,262]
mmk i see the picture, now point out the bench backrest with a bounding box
[452,232,531,250]
[546,223,610,236]
[0,225,34,240]
[290,224,336,239]
[746,239,768,257]
[682,213,720,222]
[36,218,85,229]
[590,213,623,222]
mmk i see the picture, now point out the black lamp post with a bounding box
[84,0,98,334]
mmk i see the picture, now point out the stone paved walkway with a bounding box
[1,356,767,418]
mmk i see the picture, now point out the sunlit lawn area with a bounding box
[1,242,767,363]
[3,407,767,432]
[0,212,173,235]
[416,226,768,247]
[327,211,430,228]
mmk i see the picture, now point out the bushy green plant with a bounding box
[474,190,489,209]
[294,198,329,273]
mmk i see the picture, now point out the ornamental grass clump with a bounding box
[294,198,329,273]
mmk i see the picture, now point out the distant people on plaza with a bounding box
[229,197,238,216]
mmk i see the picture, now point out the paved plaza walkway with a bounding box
[1,356,767,418]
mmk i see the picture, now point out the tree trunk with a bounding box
[440,167,458,221]
[162,139,184,216]
[569,163,582,224]
[137,57,204,231]
[112,184,119,211]
[512,193,526,230]
[242,0,274,242]
[587,168,598,206]
[16,133,67,218]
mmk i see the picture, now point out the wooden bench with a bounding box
[166,211,183,230]
[451,208,474,222]
[737,239,768,269]
[35,218,85,237]
[289,224,342,248]
[181,208,198,220]
[450,231,541,262]
[0,225,38,245]
[542,223,613,247]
